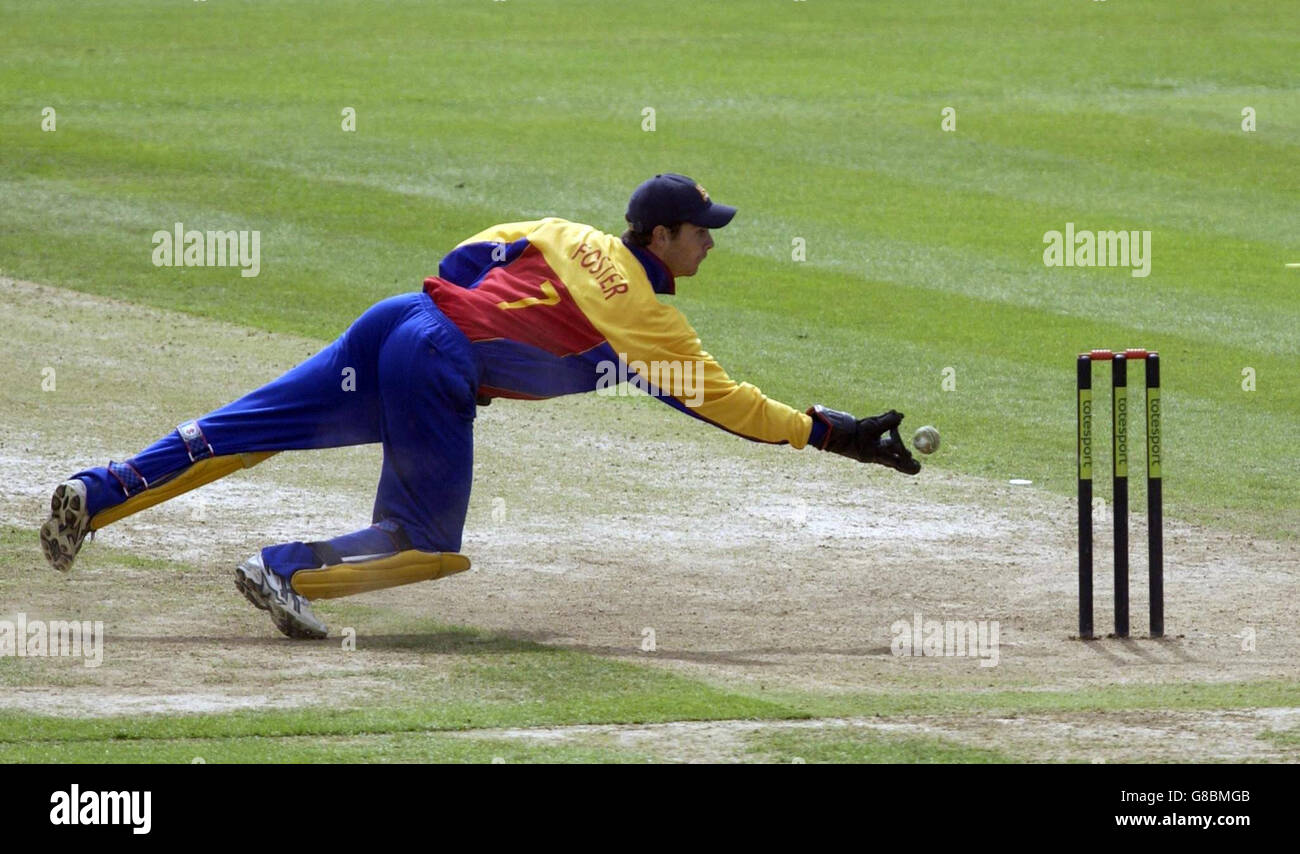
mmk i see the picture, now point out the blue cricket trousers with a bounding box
[73,293,479,579]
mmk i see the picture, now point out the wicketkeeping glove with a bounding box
[807,405,922,475]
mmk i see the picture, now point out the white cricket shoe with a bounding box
[234,554,328,640]
[39,479,92,573]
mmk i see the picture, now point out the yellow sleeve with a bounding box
[615,300,814,447]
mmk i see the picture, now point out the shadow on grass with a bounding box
[107,626,896,666]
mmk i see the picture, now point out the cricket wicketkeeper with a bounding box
[40,173,921,638]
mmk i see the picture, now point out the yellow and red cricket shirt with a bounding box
[423,218,816,447]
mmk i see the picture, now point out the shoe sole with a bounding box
[268,603,328,640]
[39,482,90,572]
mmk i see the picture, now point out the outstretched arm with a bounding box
[590,296,919,474]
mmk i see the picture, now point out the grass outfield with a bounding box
[2,0,1298,762]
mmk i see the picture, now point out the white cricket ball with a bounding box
[912,425,940,455]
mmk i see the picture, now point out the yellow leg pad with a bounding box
[89,451,277,530]
[291,550,471,600]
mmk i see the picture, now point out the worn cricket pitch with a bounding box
[2,278,1298,762]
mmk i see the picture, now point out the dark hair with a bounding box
[622,221,684,248]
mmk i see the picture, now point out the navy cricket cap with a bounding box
[626,173,737,232]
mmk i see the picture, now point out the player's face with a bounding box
[655,224,714,277]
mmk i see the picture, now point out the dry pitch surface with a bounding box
[2,278,1297,762]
